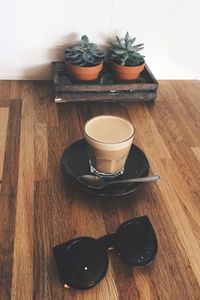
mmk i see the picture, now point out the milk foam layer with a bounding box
[85,115,134,143]
[85,115,134,151]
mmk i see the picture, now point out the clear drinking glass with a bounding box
[84,115,134,178]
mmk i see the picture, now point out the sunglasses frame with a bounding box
[53,215,158,290]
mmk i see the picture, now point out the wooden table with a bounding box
[0,80,200,300]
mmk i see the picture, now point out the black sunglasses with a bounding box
[53,215,158,290]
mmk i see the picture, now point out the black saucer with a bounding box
[61,139,149,197]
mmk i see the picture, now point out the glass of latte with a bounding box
[84,115,134,178]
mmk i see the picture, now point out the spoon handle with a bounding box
[112,175,160,184]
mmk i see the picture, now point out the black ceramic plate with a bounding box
[61,139,149,197]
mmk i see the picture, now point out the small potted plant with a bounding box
[64,35,105,81]
[109,32,145,80]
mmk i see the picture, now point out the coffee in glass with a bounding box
[84,115,134,177]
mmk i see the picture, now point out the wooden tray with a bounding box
[52,61,159,103]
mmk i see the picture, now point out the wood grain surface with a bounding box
[0,80,200,300]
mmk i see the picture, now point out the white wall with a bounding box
[0,0,199,79]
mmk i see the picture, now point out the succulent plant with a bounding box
[64,35,105,67]
[109,32,145,66]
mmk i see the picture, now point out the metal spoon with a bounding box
[78,174,160,189]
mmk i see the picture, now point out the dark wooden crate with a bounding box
[52,61,159,103]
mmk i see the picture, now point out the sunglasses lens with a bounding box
[116,216,157,265]
[53,237,108,290]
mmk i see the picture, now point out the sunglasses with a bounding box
[53,215,158,290]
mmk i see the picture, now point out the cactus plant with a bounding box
[65,35,105,67]
[109,32,145,66]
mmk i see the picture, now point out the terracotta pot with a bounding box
[65,62,103,81]
[111,61,145,81]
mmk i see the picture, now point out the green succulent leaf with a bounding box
[66,52,81,59]
[110,43,123,50]
[130,37,136,45]
[64,49,72,54]
[113,49,127,55]
[79,61,87,66]
[88,43,97,50]
[70,58,82,64]
[134,43,144,48]
[64,35,105,66]
[125,32,130,47]
[116,36,123,47]
[109,32,145,66]
[81,35,89,47]
[127,40,133,50]
[133,47,144,53]
[72,46,84,52]
[88,56,95,64]
[93,51,105,58]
